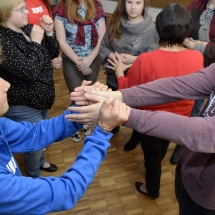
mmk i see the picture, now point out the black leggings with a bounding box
[140,134,169,197]
[62,55,101,94]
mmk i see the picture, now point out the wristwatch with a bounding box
[97,124,112,134]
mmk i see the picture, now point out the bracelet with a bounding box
[97,124,112,134]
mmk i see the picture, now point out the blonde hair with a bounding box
[63,0,96,23]
[0,0,25,28]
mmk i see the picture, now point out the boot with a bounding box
[170,144,182,164]
[124,130,140,151]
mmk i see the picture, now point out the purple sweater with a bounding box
[121,63,215,210]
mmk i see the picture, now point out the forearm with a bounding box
[44,31,60,59]
[184,37,208,53]
[117,76,127,89]
[0,126,112,214]
[121,66,214,108]
[88,41,101,63]
[88,19,106,62]
[60,41,79,63]
[7,110,83,152]
[124,108,215,153]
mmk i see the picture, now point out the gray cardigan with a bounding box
[121,63,215,210]
[99,14,159,88]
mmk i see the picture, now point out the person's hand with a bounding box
[51,56,62,69]
[80,67,93,76]
[70,87,123,106]
[30,25,44,44]
[70,82,111,105]
[76,56,93,72]
[107,52,132,77]
[98,97,130,130]
[107,52,116,60]
[40,15,54,36]
[65,94,105,124]
[120,53,136,65]
[80,81,110,91]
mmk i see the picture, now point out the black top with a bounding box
[0,24,59,110]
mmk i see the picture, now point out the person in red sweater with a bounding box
[107,3,204,199]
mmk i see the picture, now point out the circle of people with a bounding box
[0,0,214,214]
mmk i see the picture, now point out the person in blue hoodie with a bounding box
[0,75,130,214]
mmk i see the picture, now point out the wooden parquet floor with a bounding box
[14,67,179,215]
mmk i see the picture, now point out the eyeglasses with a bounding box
[12,5,28,13]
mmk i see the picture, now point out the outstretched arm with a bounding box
[0,98,130,214]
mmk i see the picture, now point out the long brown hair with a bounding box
[63,0,96,23]
[43,0,52,16]
[108,0,146,42]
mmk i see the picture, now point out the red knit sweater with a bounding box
[118,49,204,116]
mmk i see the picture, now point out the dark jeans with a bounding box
[140,134,169,197]
[175,163,215,215]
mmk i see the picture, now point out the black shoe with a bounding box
[40,163,58,172]
[170,145,182,165]
[135,182,159,199]
[124,130,139,151]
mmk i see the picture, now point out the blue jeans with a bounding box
[5,106,48,178]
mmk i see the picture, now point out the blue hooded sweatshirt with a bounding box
[0,109,112,214]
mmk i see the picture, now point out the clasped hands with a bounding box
[65,81,130,130]
[30,15,54,44]
[76,56,93,76]
[107,52,133,77]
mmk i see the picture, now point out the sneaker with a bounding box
[81,125,91,136]
[71,131,81,142]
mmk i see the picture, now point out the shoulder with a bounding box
[184,49,204,67]
[52,3,67,19]
[185,49,203,58]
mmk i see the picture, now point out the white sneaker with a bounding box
[71,131,81,142]
[81,125,91,136]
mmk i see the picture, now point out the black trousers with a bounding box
[139,134,169,197]
[175,162,215,215]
